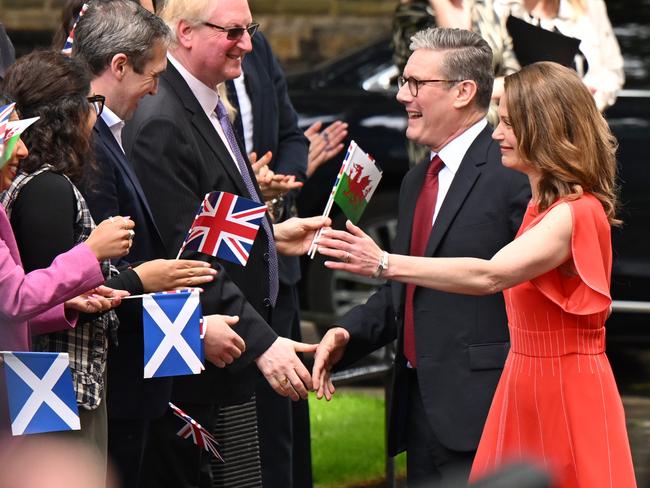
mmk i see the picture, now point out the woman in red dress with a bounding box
[314,61,636,487]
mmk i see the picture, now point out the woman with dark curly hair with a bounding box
[1,51,137,454]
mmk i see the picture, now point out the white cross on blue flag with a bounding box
[1,351,80,436]
[143,289,204,378]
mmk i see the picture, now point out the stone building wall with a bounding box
[0,0,397,71]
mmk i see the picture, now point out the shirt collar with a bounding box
[100,105,124,131]
[168,53,220,117]
[432,118,488,174]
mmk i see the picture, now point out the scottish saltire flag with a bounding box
[1,351,80,436]
[178,191,267,266]
[2,117,39,166]
[170,402,223,461]
[143,289,204,378]
[61,2,90,55]
[333,141,383,224]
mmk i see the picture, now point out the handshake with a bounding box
[203,317,351,402]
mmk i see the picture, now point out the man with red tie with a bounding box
[312,27,530,487]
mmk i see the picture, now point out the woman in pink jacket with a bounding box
[0,99,133,352]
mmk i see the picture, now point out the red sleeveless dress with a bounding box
[469,194,636,487]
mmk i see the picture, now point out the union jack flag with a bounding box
[170,402,223,461]
[61,3,90,55]
[178,191,267,266]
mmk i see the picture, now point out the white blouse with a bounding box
[494,0,625,110]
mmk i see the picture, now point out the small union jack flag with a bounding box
[61,3,90,55]
[178,191,267,266]
[170,402,223,461]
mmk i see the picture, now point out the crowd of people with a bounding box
[0,0,636,487]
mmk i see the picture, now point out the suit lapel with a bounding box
[162,65,250,198]
[424,126,491,257]
[94,119,164,245]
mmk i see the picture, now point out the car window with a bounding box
[608,0,650,90]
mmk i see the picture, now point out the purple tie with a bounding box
[215,100,278,306]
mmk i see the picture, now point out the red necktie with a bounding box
[403,155,445,367]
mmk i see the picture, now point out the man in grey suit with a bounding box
[312,28,530,487]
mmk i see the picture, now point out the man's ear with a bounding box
[177,19,194,49]
[453,79,478,109]
[110,53,129,80]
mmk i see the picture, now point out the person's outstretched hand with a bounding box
[317,219,384,277]
[255,337,318,401]
[133,259,217,292]
[65,285,130,314]
[312,327,350,401]
[274,216,331,256]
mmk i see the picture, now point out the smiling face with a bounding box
[492,99,527,173]
[396,49,465,152]
[183,0,253,87]
[114,39,168,120]
[1,112,29,191]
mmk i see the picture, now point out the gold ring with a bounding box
[279,376,289,386]
[344,252,350,263]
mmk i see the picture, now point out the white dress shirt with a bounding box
[429,118,488,226]
[100,106,125,153]
[233,73,254,156]
[167,54,242,175]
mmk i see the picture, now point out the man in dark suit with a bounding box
[120,0,320,486]
[312,28,530,487]
[226,31,313,488]
[74,3,248,487]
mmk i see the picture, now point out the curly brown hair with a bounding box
[2,50,96,185]
[503,61,620,226]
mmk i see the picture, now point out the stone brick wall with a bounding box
[0,0,397,71]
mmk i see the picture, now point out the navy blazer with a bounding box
[123,62,278,406]
[338,126,531,454]
[234,32,309,286]
[83,117,171,419]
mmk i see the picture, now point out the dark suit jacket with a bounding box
[122,62,278,406]
[82,118,172,419]
[338,126,530,454]
[234,32,308,286]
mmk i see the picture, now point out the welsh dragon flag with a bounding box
[332,141,383,224]
[2,117,39,166]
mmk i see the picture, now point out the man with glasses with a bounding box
[312,28,530,486]
[122,0,319,487]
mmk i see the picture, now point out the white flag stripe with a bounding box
[5,353,80,435]
[143,293,203,377]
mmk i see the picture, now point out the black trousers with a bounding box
[406,369,475,487]
[107,417,150,488]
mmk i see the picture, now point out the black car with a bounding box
[290,0,650,339]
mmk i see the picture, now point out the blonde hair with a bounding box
[503,61,620,225]
[159,0,215,45]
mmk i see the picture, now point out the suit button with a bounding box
[263,252,270,262]
[263,298,272,307]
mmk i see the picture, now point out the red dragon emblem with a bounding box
[343,163,373,206]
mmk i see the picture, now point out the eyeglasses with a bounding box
[87,94,105,117]
[201,21,259,40]
[397,76,463,97]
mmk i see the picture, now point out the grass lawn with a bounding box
[309,390,406,488]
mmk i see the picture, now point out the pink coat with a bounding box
[0,206,104,351]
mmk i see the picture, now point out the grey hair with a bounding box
[410,27,494,110]
[73,0,172,76]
